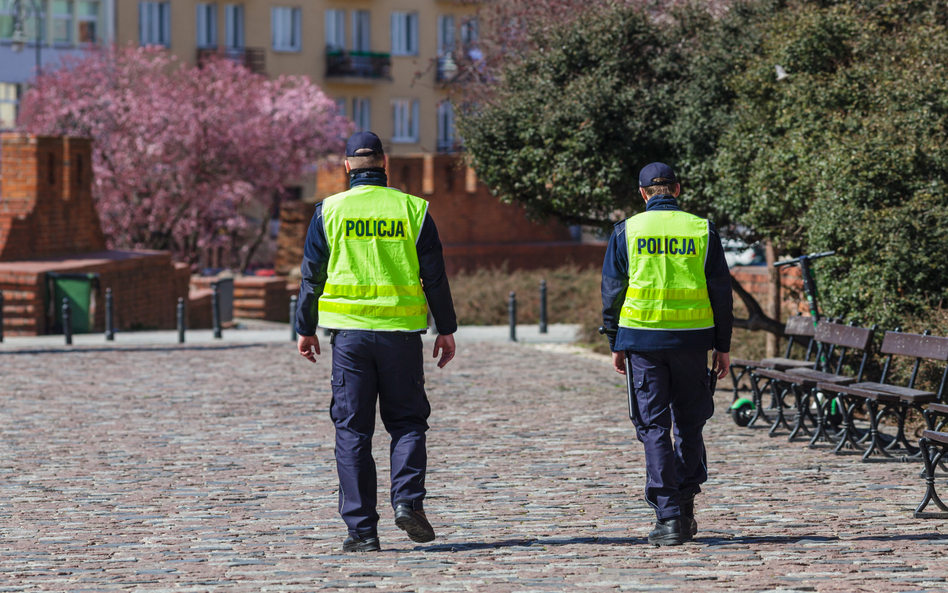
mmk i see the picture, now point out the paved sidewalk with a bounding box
[0,323,579,350]
[0,341,944,591]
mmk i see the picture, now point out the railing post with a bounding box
[177,297,186,344]
[539,279,548,334]
[105,288,114,341]
[0,290,4,343]
[62,298,72,346]
[508,291,517,342]
[290,295,298,342]
[212,282,222,339]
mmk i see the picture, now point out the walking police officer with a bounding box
[601,163,733,546]
[295,132,458,552]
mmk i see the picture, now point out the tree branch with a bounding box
[731,273,786,336]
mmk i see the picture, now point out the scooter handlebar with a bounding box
[774,250,836,268]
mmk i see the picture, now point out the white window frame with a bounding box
[390,11,418,56]
[325,8,344,51]
[437,100,456,152]
[52,0,74,45]
[0,82,21,131]
[392,98,419,144]
[77,0,100,44]
[139,1,170,47]
[196,3,217,49]
[224,4,243,49]
[437,15,455,56]
[460,16,479,46]
[271,6,301,53]
[352,97,370,133]
[352,9,370,53]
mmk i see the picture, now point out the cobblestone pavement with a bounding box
[0,341,945,592]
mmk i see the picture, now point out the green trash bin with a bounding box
[46,273,100,334]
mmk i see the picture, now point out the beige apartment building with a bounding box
[113,0,479,159]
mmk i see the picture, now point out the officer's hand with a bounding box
[298,334,321,363]
[433,334,456,368]
[612,352,626,375]
[712,350,730,380]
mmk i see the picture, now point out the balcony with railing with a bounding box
[326,50,391,81]
[196,47,266,75]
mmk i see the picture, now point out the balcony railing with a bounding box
[197,47,266,75]
[326,50,391,80]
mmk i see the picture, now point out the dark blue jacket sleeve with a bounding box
[417,213,458,335]
[601,221,629,352]
[295,202,329,336]
[705,221,733,353]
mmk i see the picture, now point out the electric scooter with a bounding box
[728,250,836,426]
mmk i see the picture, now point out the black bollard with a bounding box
[0,290,4,343]
[289,295,298,342]
[212,283,222,339]
[508,291,517,342]
[539,279,548,334]
[62,298,73,346]
[105,288,114,341]
[177,297,186,344]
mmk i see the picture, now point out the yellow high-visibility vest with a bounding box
[619,210,714,330]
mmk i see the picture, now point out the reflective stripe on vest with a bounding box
[619,210,714,331]
[318,185,429,331]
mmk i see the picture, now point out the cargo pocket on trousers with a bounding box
[330,372,348,422]
[413,375,432,419]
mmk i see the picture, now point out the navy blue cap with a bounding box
[346,131,384,157]
[638,162,678,187]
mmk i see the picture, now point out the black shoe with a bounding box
[680,494,698,540]
[648,517,685,546]
[343,533,381,552]
[394,503,436,543]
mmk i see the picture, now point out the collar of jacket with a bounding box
[645,194,681,211]
[349,168,388,188]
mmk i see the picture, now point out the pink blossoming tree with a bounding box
[18,46,351,270]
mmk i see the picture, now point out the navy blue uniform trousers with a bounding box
[329,330,430,537]
[626,350,714,520]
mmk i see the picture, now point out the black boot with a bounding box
[680,493,698,540]
[394,502,436,543]
[648,517,685,546]
[343,532,381,552]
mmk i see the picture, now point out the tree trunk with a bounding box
[731,273,786,336]
[764,241,781,357]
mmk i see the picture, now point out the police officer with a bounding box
[601,163,733,546]
[295,131,458,552]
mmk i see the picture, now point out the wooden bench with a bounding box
[915,429,948,518]
[728,314,817,427]
[818,330,948,461]
[754,321,875,442]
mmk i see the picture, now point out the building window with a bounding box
[392,98,419,143]
[271,6,301,52]
[390,11,417,56]
[352,9,369,53]
[77,1,99,43]
[3,0,47,43]
[325,8,343,51]
[437,15,454,56]
[196,3,217,48]
[224,4,243,49]
[335,97,346,117]
[437,100,456,153]
[0,83,20,130]
[139,1,171,47]
[52,0,73,44]
[353,98,370,133]
[460,16,479,46]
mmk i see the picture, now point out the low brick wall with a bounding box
[731,265,807,314]
[191,275,291,322]
[0,250,188,336]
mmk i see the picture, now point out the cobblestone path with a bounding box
[0,341,945,591]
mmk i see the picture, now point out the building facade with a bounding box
[0,0,117,128]
[112,0,478,157]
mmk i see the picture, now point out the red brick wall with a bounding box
[0,134,107,261]
[731,265,808,314]
[192,275,291,322]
